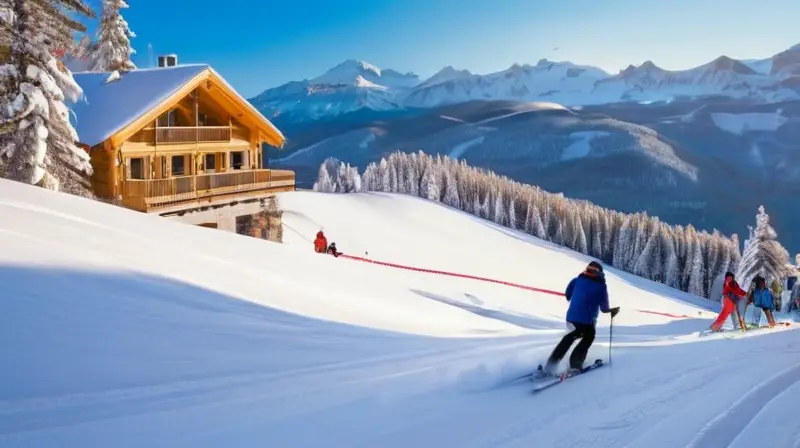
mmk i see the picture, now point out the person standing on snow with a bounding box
[770,278,783,313]
[752,277,776,328]
[711,272,747,332]
[790,280,800,313]
[742,275,762,329]
[542,261,620,375]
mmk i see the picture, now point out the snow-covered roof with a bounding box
[70,64,210,147]
[69,64,285,148]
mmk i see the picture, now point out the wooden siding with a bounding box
[89,144,117,199]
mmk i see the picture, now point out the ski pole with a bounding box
[609,315,614,365]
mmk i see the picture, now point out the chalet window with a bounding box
[157,109,178,127]
[171,155,186,176]
[129,157,145,179]
[199,113,207,126]
[231,151,244,170]
[204,153,216,173]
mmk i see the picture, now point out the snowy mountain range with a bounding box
[250,43,800,123]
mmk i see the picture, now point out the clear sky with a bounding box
[84,0,799,98]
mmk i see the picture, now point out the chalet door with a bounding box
[204,153,216,173]
[128,157,145,179]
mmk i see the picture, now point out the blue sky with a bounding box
[85,0,799,98]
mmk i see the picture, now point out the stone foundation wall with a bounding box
[235,197,284,243]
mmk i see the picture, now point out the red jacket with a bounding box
[723,278,747,303]
[313,232,327,253]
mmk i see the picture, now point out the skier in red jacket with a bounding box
[313,231,327,253]
[710,272,747,331]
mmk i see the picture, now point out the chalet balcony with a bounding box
[132,126,232,145]
[121,169,295,212]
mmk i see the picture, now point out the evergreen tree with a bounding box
[89,0,135,72]
[442,169,459,208]
[312,161,333,192]
[736,205,792,288]
[687,237,706,297]
[1,0,96,196]
[507,197,517,230]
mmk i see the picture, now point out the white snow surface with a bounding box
[1,180,800,447]
[710,112,789,135]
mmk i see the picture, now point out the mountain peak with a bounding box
[640,60,659,70]
[770,44,800,77]
[309,59,419,89]
[418,65,473,88]
[332,59,382,75]
[707,55,756,75]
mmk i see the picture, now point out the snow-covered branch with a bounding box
[89,0,136,72]
[0,0,96,196]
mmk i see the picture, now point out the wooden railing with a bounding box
[132,126,232,144]
[122,169,296,211]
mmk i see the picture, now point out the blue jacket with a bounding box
[565,271,610,325]
[753,288,774,310]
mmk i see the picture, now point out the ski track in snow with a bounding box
[691,356,800,448]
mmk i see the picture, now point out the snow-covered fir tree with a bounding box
[313,151,743,298]
[1,0,96,196]
[89,0,135,72]
[312,157,360,193]
[736,205,792,288]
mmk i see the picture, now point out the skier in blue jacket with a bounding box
[752,276,776,328]
[543,261,620,375]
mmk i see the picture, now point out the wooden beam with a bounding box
[205,72,285,147]
[110,70,211,148]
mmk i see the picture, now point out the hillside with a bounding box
[1,180,799,447]
[270,98,800,253]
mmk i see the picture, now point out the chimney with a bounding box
[157,54,178,68]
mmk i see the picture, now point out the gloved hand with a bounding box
[609,307,620,318]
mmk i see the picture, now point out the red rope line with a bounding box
[338,254,692,319]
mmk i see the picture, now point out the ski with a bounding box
[532,359,604,393]
[698,322,792,338]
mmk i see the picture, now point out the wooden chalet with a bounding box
[70,59,294,231]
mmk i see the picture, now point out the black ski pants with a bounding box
[547,321,596,369]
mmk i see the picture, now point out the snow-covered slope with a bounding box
[2,180,799,447]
